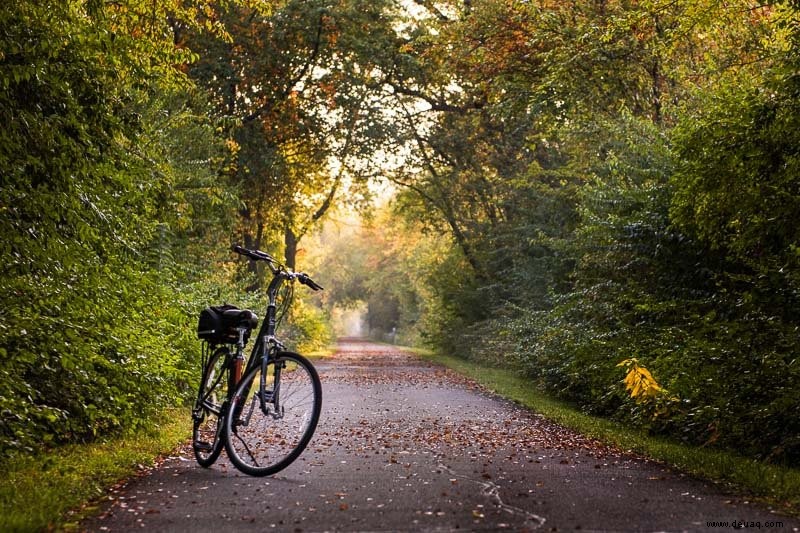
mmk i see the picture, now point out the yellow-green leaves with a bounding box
[617,358,666,402]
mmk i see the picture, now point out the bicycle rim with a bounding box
[192,347,228,467]
[224,352,321,476]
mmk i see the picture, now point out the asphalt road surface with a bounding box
[82,339,799,532]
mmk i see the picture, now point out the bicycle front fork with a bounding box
[259,356,284,419]
[233,361,285,429]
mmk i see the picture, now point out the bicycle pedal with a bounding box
[193,441,213,452]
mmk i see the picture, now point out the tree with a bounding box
[361,0,800,462]
[312,207,447,344]
[187,0,400,275]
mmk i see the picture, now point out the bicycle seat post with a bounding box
[236,327,247,349]
[233,327,247,383]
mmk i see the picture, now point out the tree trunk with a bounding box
[243,220,265,291]
[284,225,298,270]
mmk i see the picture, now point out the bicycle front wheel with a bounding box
[224,351,322,476]
[192,346,229,467]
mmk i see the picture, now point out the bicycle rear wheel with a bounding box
[224,351,322,476]
[192,346,229,467]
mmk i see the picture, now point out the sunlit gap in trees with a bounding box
[331,304,368,338]
[302,207,370,340]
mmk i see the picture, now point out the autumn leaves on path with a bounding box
[310,341,795,532]
[83,340,797,532]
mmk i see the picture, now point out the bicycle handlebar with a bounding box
[297,272,324,291]
[232,244,277,263]
[231,244,324,291]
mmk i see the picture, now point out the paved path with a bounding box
[82,340,799,532]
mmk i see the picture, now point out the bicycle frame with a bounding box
[227,266,291,425]
[244,267,288,374]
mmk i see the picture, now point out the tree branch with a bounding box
[243,10,326,123]
[412,0,450,22]
[395,102,486,278]
[386,80,485,114]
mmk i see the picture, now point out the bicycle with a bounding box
[191,244,323,476]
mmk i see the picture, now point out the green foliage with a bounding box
[664,25,800,459]
[0,0,233,458]
[671,76,800,313]
[464,108,800,462]
[310,209,447,344]
[282,296,335,353]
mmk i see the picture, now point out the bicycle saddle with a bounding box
[222,308,259,329]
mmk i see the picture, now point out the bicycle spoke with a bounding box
[281,387,314,406]
[232,425,260,468]
[241,393,257,426]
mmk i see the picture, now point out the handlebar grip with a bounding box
[298,273,324,291]
[231,244,276,263]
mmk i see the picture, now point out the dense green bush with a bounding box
[0,1,228,458]
[418,108,800,464]
[282,296,335,352]
[666,52,800,460]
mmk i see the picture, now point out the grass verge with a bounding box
[414,348,800,517]
[304,345,336,359]
[0,408,190,532]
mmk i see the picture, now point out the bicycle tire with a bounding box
[224,351,322,476]
[192,346,229,467]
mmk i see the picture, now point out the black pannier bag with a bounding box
[197,304,258,345]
